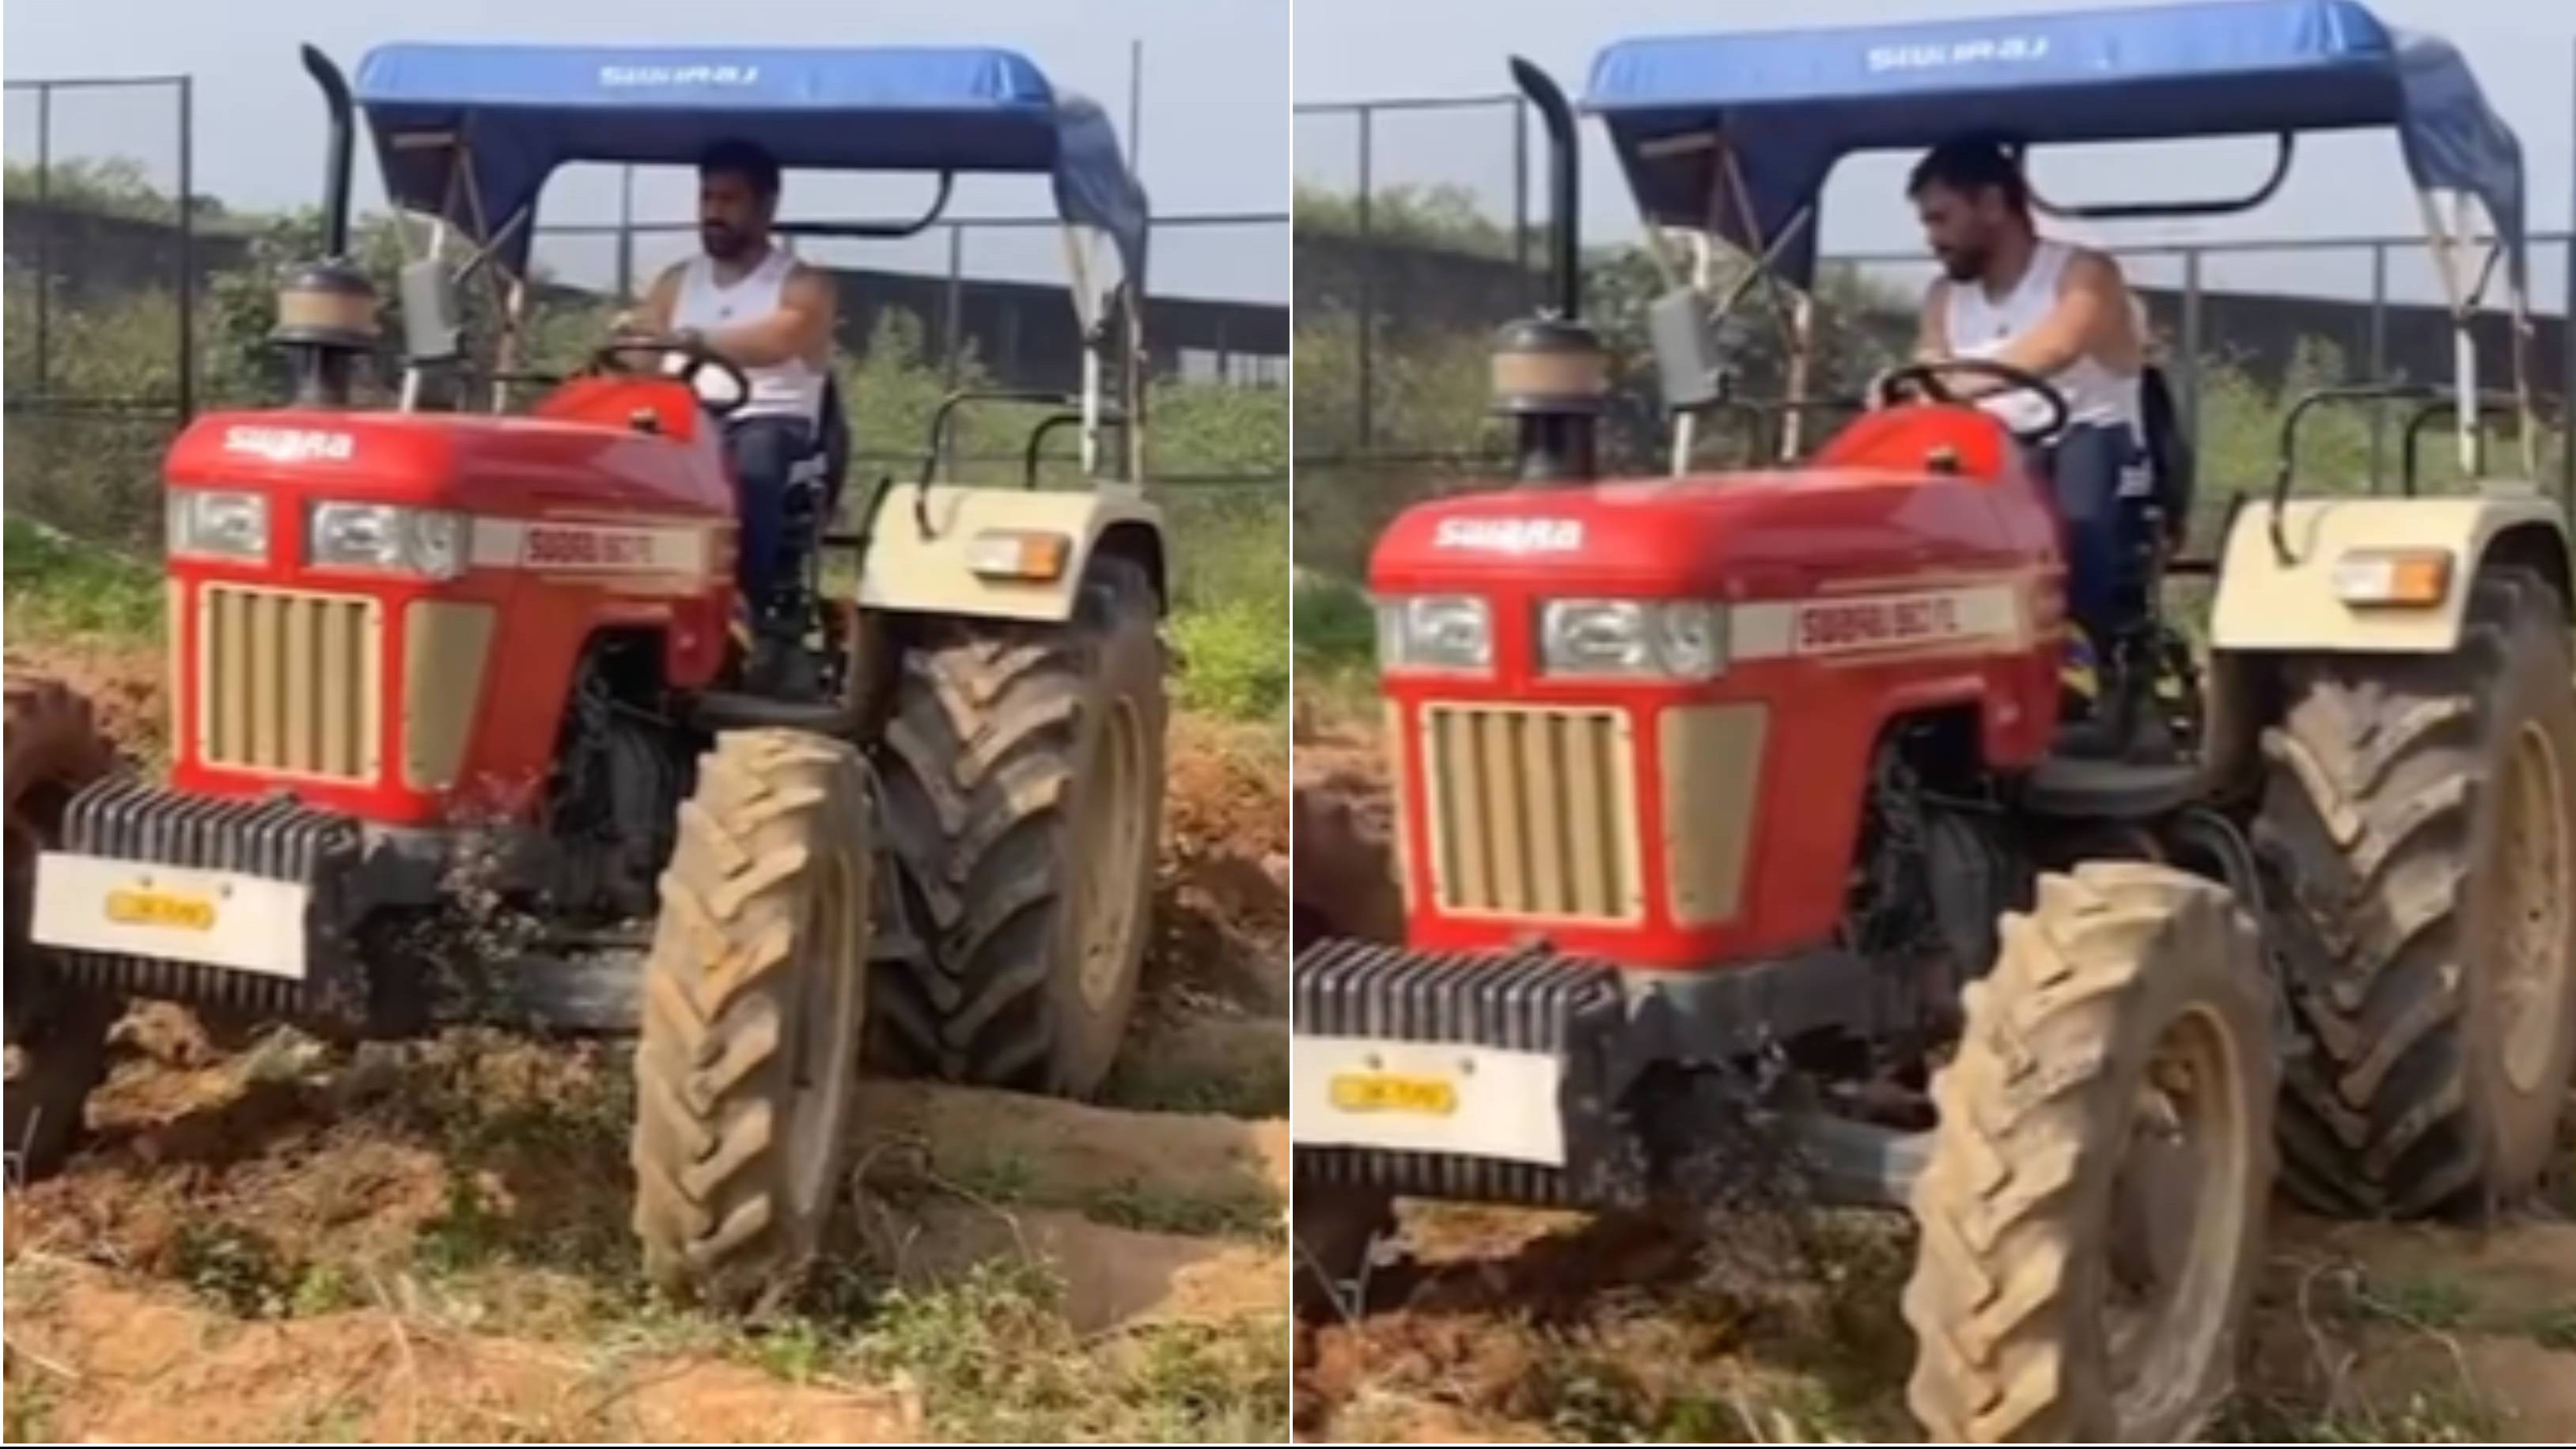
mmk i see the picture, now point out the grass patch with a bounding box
[171,1220,300,1320]
[2,514,161,643]
[2523,1302,2576,1351]
[2,1372,58,1444]
[1085,1178,1282,1242]
[853,1257,1288,1441]
[1100,1040,1287,1120]
[1165,487,1290,726]
[2355,1274,2477,1333]
[1171,597,1290,722]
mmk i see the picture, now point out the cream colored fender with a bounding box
[858,482,1165,623]
[2208,485,2569,653]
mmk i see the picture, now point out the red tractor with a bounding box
[6,42,1169,1308]
[1291,2,2576,1439]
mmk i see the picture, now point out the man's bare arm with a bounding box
[694,265,836,369]
[1988,249,2138,377]
[1915,280,1952,361]
[610,264,683,338]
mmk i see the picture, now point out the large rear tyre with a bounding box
[874,555,1165,1096]
[1904,863,2276,1443]
[2256,565,2576,1216]
[4,675,117,1180]
[630,730,873,1310]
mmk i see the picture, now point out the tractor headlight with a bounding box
[166,489,270,563]
[1377,594,1492,674]
[1540,599,1724,679]
[305,501,469,580]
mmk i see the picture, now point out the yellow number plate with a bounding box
[1328,1071,1458,1116]
[104,888,217,932]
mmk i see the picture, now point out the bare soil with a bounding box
[1288,734,2576,1443]
[4,646,1291,1442]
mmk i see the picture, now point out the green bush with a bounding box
[1291,569,1373,668]
[2,515,161,642]
[1163,486,1289,723]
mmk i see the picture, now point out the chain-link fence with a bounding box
[3,74,210,546]
[3,77,1289,560]
[1292,65,2576,576]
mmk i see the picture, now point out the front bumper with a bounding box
[1292,937,1638,1206]
[1290,935,1929,1209]
[28,777,439,1024]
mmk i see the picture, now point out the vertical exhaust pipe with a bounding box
[1491,57,1605,485]
[304,45,356,258]
[271,44,379,407]
[1512,57,1582,321]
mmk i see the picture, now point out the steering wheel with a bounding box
[587,335,753,418]
[1873,358,2071,444]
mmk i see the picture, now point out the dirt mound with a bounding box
[4,1258,922,1443]
[2,640,165,759]
[1295,1196,2576,1443]
[1290,732,1402,948]
[1150,714,1293,1012]
[881,1204,1286,1332]
[854,1078,1289,1206]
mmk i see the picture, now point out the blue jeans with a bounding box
[2037,422,2152,649]
[722,415,814,615]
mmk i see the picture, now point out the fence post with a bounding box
[2564,36,2575,512]
[176,75,195,422]
[1357,104,1374,450]
[2368,240,2388,490]
[2180,248,2203,456]
[941,223,965,389]
[34,84,51,399]
[615,165,635,301]
[1513,96,1530,309]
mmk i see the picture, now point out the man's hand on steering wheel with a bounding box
[1872,357,2071,445]
[586,331,754,418]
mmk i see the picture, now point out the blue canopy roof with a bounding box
[1582,0,2525,288]
[354,44,1148,285]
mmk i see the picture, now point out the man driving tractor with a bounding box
[1907,135,2157,735]
[617,139,840,649]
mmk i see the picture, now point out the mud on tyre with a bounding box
[874,554,1165,1097]
[1904,863,2276,1443]
[4,675,118,1181]
[631,729,873,1309]
[2256,564,2576,1216]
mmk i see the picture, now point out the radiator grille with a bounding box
[195,585,381,781]
[1420,704,1642,922]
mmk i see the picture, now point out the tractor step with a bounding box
[688,690,858,736]
[2021,754,2203,820]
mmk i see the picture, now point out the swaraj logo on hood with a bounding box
[222,426,355,463]
[1433,517,1585,554]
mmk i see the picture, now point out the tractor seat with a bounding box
[779,372,852,539]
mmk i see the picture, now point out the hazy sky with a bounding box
[1296,0,2575,308]
[4,0,1290,301]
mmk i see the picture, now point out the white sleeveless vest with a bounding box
[1943,238,2142,437]
[670,247,827,426]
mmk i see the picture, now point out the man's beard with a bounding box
[1937,244,1987,282]
[701,222,747,260]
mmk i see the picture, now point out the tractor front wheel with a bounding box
[630,729,874,1310]
[874,555,1165,1096]
[1904,863,2276,1443]
[4,675,117,1180]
